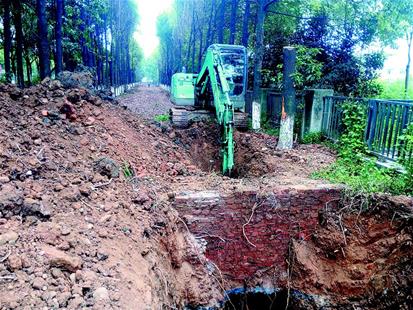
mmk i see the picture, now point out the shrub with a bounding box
[154,113,170,122]
[301,131,323,144]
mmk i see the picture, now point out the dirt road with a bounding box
[118,85,173,120]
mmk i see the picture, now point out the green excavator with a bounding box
[170,44,248,175]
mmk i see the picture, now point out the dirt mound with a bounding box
[3,82,410,309]
[0,81,221,309]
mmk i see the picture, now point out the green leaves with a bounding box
[275,45,323,90]
[314,101,412,196]
[398,123,413,193]
[154,114,170,122]
[338,100,367,163]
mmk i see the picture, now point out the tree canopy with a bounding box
[0,0,142,90]
[155,0,413,97]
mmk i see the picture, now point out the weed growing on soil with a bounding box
[313,159,406,194]
[314,101,410,196]
[301,131,323,144]
[154,113,170,122]
[122,162,134,179]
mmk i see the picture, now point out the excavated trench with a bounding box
[162,123,413,309]
[171,185,413,309]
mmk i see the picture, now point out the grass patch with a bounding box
[154,113,170,122]
[313,159,407,195]
[301,131,323,144]
[378,78,413,100]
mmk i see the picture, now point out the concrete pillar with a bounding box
[301,89,334,137]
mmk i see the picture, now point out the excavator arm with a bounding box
[195,45,247,175]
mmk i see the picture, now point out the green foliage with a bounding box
[378,78,413,100]
[314,100,412,196]
[122,162,134,179]
[275,45,323,90]
[154,113,170,122]
[262,122,279,136]
[355,78,383,98]
[313,159,407,195]
[338,101,367,163]
[398,123,413,192]
[301,131,323,144]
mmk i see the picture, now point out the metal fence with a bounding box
[321,96,413,162]
[366,99,413,161]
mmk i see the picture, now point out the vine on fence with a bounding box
[398,123,413,192]
[314,100,410,196]
[338,100,367,162]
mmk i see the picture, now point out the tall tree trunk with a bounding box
[217,0,226,44]
[3,0,12,83]
[229,0,238,44]
[36,0,50,79]
[252,0,279,100]
[12,0,25,87]
[405,30,413,98]
[191,9,196,72]
[197,26,204,71]
[25,55,32,86]
[241,0,250,47]
[252,0,265,101]
[55,0,64,75]
[104,14,109,86]
[277,47,297,150]
[205,0,215,49]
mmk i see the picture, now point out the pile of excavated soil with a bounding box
[0,81,222,309]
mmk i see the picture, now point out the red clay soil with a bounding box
[291,195,413,309]
[0,83,412,309]
[0,82,221,309]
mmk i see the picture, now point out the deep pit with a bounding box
[172,186,413,309]
[1,83,412,309]
[222,289,318,310]
[170,121,336,179]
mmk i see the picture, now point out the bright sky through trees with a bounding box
[134,0,173,57]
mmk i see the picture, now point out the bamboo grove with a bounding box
[0,0,141,89]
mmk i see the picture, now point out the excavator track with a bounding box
[170,107,249,130]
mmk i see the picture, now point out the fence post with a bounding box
[301,89,334,137]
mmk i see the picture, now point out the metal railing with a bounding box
[366,99,413,161]
[321,96,413,162]
[321,96,367,141]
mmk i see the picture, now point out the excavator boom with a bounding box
[170,44,248,175]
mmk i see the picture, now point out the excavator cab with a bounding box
[170,73,197,106]
[196,44,247,112]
